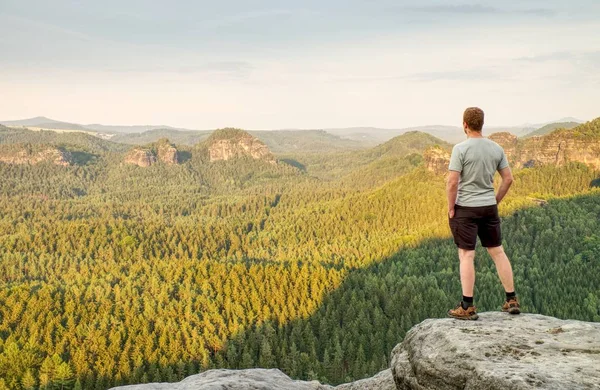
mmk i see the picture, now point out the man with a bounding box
[446,107,520,320]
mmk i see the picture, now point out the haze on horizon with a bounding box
[1,0,599,130]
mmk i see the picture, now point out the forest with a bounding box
[0,121,599,389]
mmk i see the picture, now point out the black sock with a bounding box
[461,296,474,309]
[506,291,516,301]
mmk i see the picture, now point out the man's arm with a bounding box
[496,167,513,204]
[447,170,460,218]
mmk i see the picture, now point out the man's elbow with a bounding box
[447,183,458,192]
[504,175,514,186]
[446,179,458,190]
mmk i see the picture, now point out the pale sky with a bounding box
[1,0,599,129]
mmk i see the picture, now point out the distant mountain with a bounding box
[85,123,193,134]
[0,125,128,154]
[0,116,64,127]
[524,117,585,128]
[365,131,450,159]
[325,125,532,145]
[281,131,449,185]
[0,117,197,134]
[1,116,587,146]
[114,128,368,154]
[250,130,367,153]
[523,122,581,138]
[112,128,212,145]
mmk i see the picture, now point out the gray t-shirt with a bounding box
[448,137,509,207]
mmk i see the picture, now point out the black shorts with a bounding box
[449,204,502,250]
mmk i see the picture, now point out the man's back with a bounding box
[449,138,508,207]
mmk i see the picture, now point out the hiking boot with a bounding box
[448,303,479,320]
[502,298,521,314]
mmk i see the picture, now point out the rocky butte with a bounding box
[124,139,179,167]
[205,128,276,164]
[0,144,72,166]
[111,313,600,390]
[424,117,600,173]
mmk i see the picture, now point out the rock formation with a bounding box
[392,312,600,389]
[206,128,276,164]
[0,144,72,166]
[124,139,179,167]
[124,147,158,167]
[488,132,518,161]
[492,129,600,170]
[423,146,451,175]
[110,368,396,390]
[425,118,600,173]
[155,138,179,165]
[335,369,395,390]
[111,313,600,390]
[112,369,332,390]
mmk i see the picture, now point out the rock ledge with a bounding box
[112,313,600,390]
[392,312,600,390]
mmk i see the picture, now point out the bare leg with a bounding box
[486,245,515,292]
[459,249,476,297]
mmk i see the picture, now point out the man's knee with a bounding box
[486,245,505,256]
[458,248,475,260]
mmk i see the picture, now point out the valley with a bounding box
[0,118,598,389]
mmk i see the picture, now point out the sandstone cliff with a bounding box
[155,138,179,165]
[425,118,600,173]
[111,313,600,390]
[0,144,72,166]
[205,128,276,164]
[423,146,451,175]
[124,147,157,167]
[492,124,600,169]
[124,139,179,167]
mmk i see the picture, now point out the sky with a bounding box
[1,0,599,129]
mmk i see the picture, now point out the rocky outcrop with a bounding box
[124,147,157,167]
[0,144,72,166]
[335,369,395,390]
[124,139,179,167]
[423,146,451,174]
[426,118,600,173]
[488,132,518,161]
[155,138,179,165]
[112,313,600,390]
[111,369,333,390]
[110,368,395,390]
[391,312,600,390]
[490,118,600,169]
[206,128,276,164]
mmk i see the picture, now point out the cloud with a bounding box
[403,5,554,17]
[407,68,504,82]
[99,61,255,80]
[201,9,297,29]
[329,67,505,84]
[517,51,600,64]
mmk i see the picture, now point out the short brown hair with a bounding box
[463,107,484,131]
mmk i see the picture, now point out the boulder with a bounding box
[110,368,333,390]
[391,312,600,390]
[335,369,396,390]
